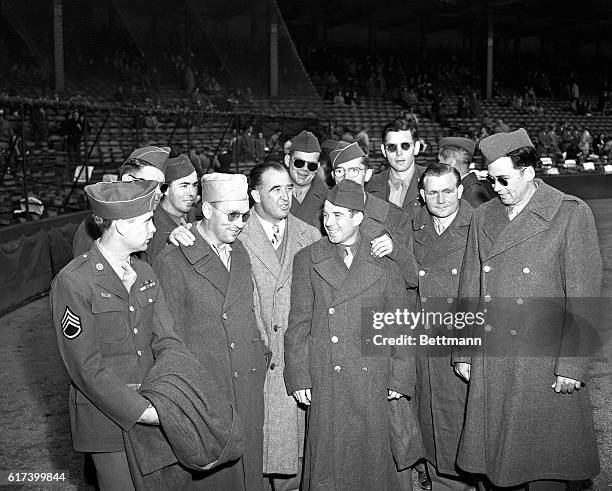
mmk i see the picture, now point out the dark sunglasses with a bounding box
[486,175,510,187]
[385,142,412,153]
[293,158,320,172]
[210,204,250,222]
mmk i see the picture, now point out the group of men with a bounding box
[51,119,602,491]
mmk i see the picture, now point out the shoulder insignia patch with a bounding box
[61,306,82,339]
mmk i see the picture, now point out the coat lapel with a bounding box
[485,181,562,260]
[183,234,229,295]
[90,243,128,300]
[333,239,384,306]
[278,215,310,287]
[223,240,251,312]
[241,211,281,279]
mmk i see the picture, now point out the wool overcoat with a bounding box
[454,180,602,486]
[290,175,329,233]
[148,204,179,260]
[154,235,270,491]
[365,166,426,218]
[240,212,321,475]
[411,200,474,476]
[284,236,415,491]
[459,172,494,209]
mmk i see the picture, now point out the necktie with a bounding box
[343,246,353,268]
[217,246,231,271]
[271,224,281,248]
[434,221,445,235]
[507,206,517,221]
[121,260,137,293]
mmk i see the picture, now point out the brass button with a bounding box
[334,365,341,372]
[251,367,256,373]
[418,270,426,277]
[233,371,238,378]
[331,336,339,344]
[129,306,135,312]
[230,342,235,349]
[522,267,530,274]
[361,366,368,372]
[133,328,138,334]
[484,294,491,302]
[517,298,524,305]
[421,296,427,303]
[451,268,458,275]
[96,263,103,271]
[222,313,228,320]
[483,265,491,273]
[148,298,153,303]
[447,297,454,304]
[137,350,142,357]
[328,307,335,315]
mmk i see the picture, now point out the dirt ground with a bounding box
[0,199,611,490]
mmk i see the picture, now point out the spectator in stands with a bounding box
[593,132,606,156]
[254,131,266,162]
[333,90,345,105]
[267,129,282,153]
[355,126,370,153]
[240,124,255,161]
[30,106,48,147]
[579,127,592,158]
[114,85,126,103]
[493,119,510,134]
[536,126,550,156]
[64,110,82,170]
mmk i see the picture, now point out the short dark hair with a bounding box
[92,213,113,236]
[506,146,538,170]
[420,163,461,190]
[381,118,418,144]
[438,146,472,171]
[119,157,156,178]
[249,161,290,190]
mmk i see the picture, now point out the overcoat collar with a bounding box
[412,200,474,266]
[483,180,564,260]
[241,210,281,278]
[180,231,230,295]
[88,242,130,300]
[310,236,384,307]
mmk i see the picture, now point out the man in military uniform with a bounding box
[154,173,270,491]
[240,161,321,490]
[366,117,426,219]
[437,136,494,208]
[454,129,602,490]
[148,154,199,258]
[284,179,413,490]
[51,180,187,490]
[412,164,475,490]
[330,140,418,289]
[285,130,329,232]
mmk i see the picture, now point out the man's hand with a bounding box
[292,388,312,406]
[371,234,394,258]
[138,404,160,425]
[168,219,196,247]
[387,389,402,400]
[454,362,471,382]
[551,375,582,394]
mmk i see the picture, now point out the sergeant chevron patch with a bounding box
[61,306,82,339]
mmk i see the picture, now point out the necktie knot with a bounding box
[121,260,137,292]
[343,246,353,268]
[271,224,281,248]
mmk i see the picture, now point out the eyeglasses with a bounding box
[385,142,412,153]
[293,158,320,172]
[486,170,523,187]
[333,166,365,179]
[210,204,250,222]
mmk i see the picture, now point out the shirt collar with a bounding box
[256,211,287,242]
[336,232,361,258]
[95,239,129,278]
[389,166,415,190]
[196,221,232,255]
[432,209,459,232]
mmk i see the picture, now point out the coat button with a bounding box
[361,366,368,372]
[252,306,255,311]
[96,263,103,270]
[418,270,426,277]
[517,298,524,305]
[334,365,341,372]
[331,336,339,344]
[129,306,135,312]
[230,342,235,349]
[82,254,88,258]
[222,313,228,320]
[484,294,491,302]
[451,268,458,275]
[252,367,257,373]
[233,371,238,378]
[447,297,454,304]
[270,363,276,370]
[148,298,153,303]
[133,328,138,334]
[421,296,427,303]
[483,265,491,272]
[137,350,142,357]
[523,267,530,274]
[328,307,335,315]
[273,325,279,332]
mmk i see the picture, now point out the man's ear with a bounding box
[353,211,364,227]
[202,201,213,219]
[251,189,261,204]
[457,183,464,200]
[524,166,536,181]
[364,168,373,183]
[284,154,291,167]
[419,188,426,201]
[380,143,387,160]
[414,140,421,156]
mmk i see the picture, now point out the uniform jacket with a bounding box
[284,236,415,491]
[240,212,321,475]
[50,242,185,452]
[366,165,426,219]
[460,172,494,209]
[148,204,179,260]
[455,180,602,486]
[411,200,474,476]
[290,175,329,233]
[363,192,419,289]
[154,235,270,491]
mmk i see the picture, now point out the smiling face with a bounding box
[381,129,419,173]
[163,171,199,216]
[285,150,320,187]
[323,201,363,245]
[251,168,293,223]
[487,157,535,206]
[202,200,250,245]
[420,172,463,219]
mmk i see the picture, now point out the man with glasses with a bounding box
[453,129,602,490]
[438,136,494,208]
[148,154,199,258]
[285,130,329,232]
[154,173,271,491]
[366,117,426,218]
[330,140,418,288]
